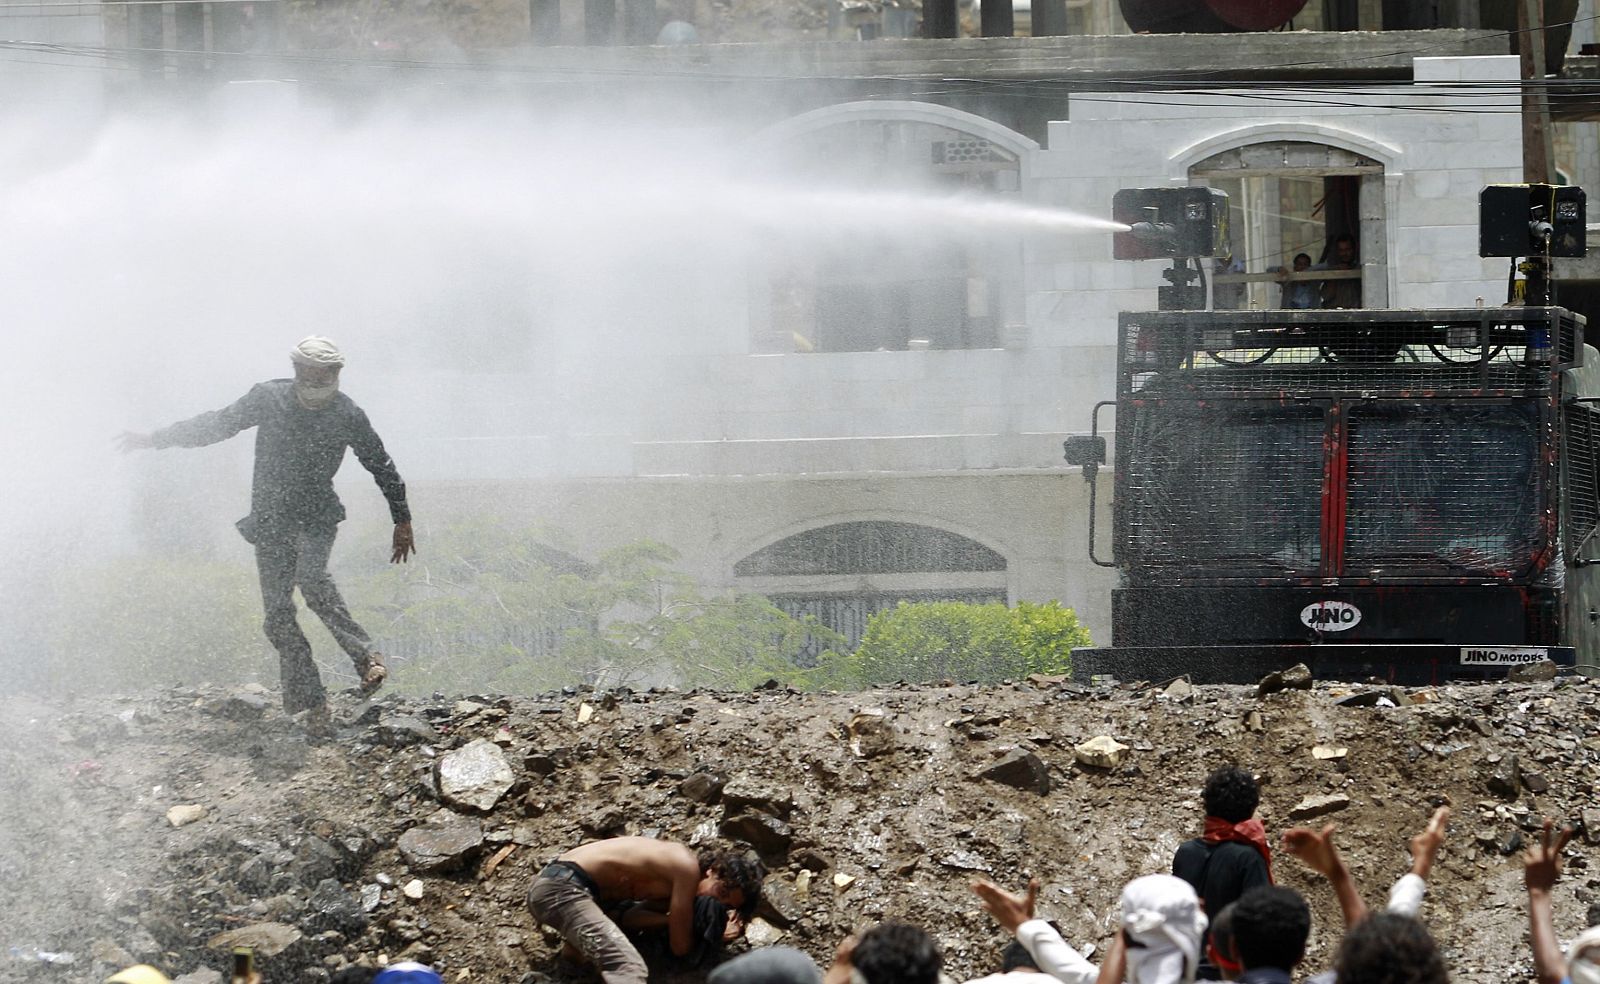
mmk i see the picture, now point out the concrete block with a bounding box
[1413,55,1520,83]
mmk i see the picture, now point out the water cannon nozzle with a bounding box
[1129,221,1177,243]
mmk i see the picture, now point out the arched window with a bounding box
[735,520,1008,657]
[1191,141,1386,312]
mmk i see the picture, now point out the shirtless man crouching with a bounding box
[527,836,765,984]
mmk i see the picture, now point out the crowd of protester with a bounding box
[107,766,1590,984]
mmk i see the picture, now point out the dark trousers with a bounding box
[254,524,372,713]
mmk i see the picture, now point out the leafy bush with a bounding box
[850,600,1089,685]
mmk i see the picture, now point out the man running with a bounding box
[119,336,414,732]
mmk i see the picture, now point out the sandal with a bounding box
[355,651,388,696]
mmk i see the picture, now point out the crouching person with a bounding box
[527,836,763,984]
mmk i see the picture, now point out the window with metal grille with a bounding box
[1565,403,1600,560]
[1344,404,1542,577]
[735,521,1006,577]
[1120,404,1325,577]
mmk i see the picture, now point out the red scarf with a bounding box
[1202,816,1274,883]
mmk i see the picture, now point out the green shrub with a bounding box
[850,600,1089,685]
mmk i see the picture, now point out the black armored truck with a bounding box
[1066,186,1600,684]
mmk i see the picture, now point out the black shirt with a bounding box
[1173,838,1271,978]
[152,379,409,533]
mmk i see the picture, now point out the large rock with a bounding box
[397,810,485,872]
[1074,736,1130,771]
[846,709,896,758]
[307,878,369,935]
[436,738,515,812]
[206,923,302,957]
[200,693,269,721]
[719,811,793,860]
[977,749,1052,794]
[1488,755,1522,799]
[1287,793,1351,821]
[1257,664,1313,697]
[757,875,803,927]
[679,772,726,804]
[376,715,437,747]
[722,779,795,819]
[1509,660,1559,683]
[292,835,359,886]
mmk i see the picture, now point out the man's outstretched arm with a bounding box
[119,386,264,452]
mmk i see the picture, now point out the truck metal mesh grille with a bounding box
[1344,404,1542,578]
[1121,404,1325,578]
[1120,308,1580,397]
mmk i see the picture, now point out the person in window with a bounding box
[1314,235,1362,309]
[1213,252,1247,310]
[1277,253,1317,309]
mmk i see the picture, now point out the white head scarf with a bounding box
[290,336,346,367]
[1567,927,1600,984]
[1120,874,1207,984]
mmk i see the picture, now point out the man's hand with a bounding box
[1409,803,1451,880]
[972,876,1039,934]
[1525,817,1574,893]
[1281,823,1343,877]
[391,522,416,564]
[723,911,746,944]
[116,431,154,453]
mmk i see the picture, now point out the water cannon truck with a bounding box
[1067,184,1600,684]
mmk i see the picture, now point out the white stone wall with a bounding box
[1035,55,1524,348]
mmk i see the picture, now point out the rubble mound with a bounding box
[3,677,1597,983]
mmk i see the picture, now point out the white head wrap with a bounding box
[1120,874,1207,984]
[290,336,346,367]
[1568,926,1600,984]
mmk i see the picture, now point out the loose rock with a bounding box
[979,749,1052,793]
[1074,736,1129,771]
[397,810,485,873]
[166,804,207,828]
[436,739,516,813]
[1287,793,1351,821]
[1257,664,1313,697]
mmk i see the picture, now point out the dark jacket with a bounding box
[152,379,409,536]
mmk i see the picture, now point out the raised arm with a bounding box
[1526,818,1575,984]
[1281,823,1367,928]
[972,878,1098,984]
[1388,804,1451,917]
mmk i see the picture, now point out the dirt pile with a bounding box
[3,675,1599,983]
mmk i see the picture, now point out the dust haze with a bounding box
[0,81,1111,693]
